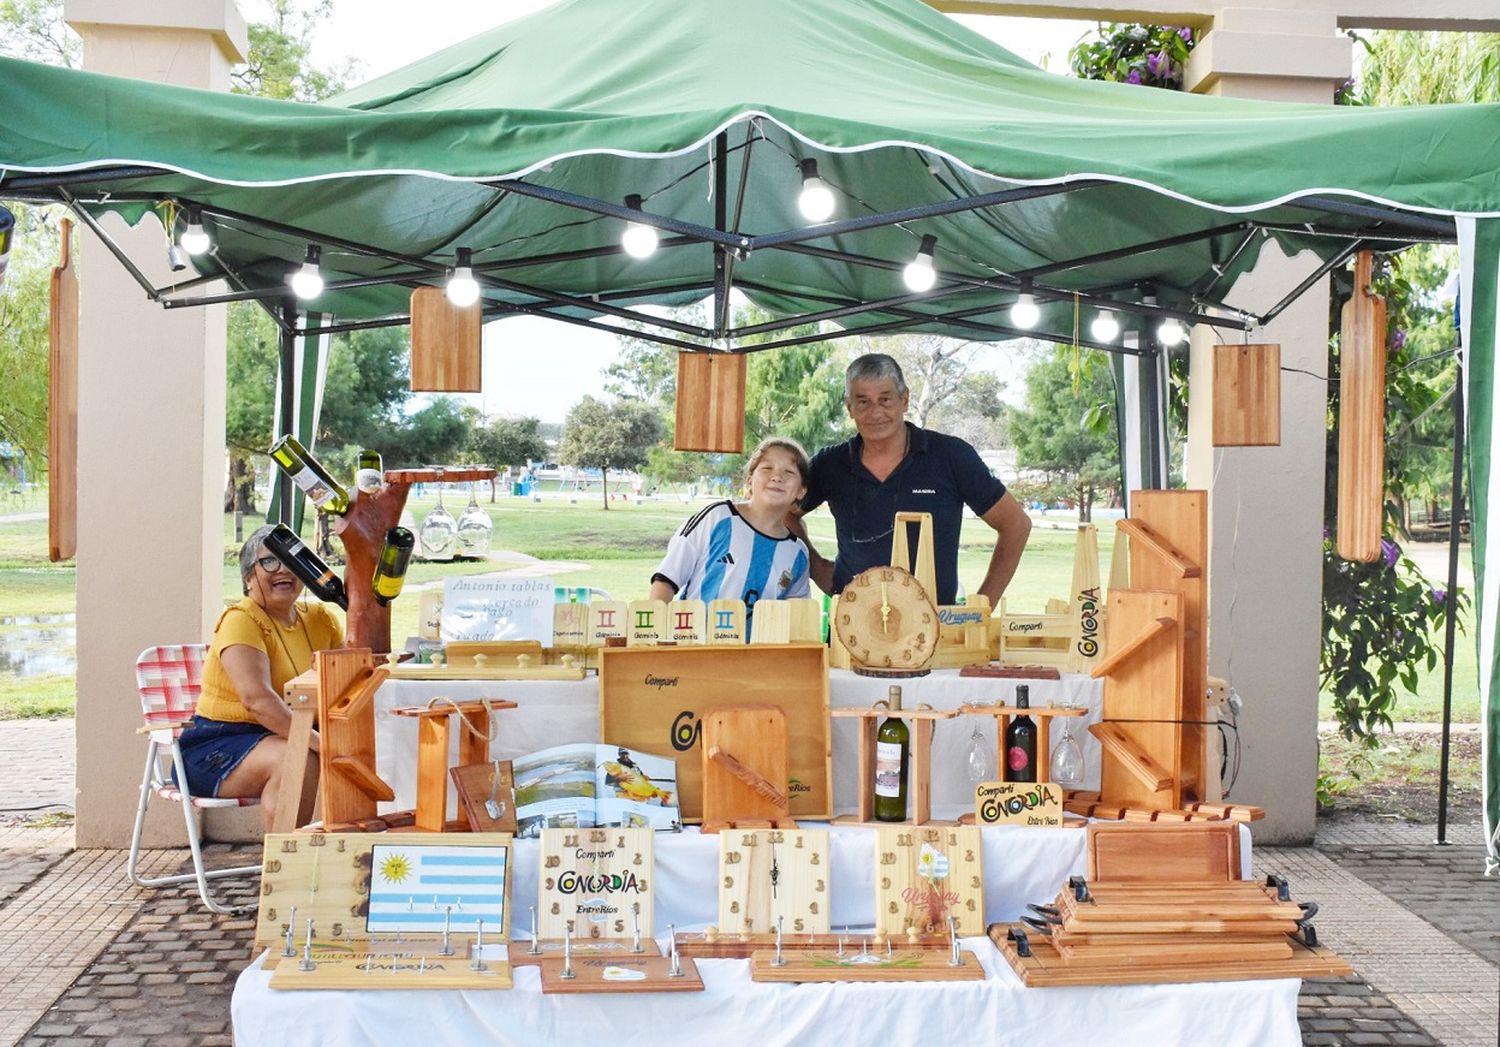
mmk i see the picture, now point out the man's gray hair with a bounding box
[845,353,908,400]
[239,524,279,590]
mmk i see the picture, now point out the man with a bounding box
[790,353,1031,606]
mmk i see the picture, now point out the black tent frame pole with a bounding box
[1436,366,1465,846]
[276,305,298,527]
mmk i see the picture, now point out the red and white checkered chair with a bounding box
[126,645,259,914]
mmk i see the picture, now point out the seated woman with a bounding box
[176,525,343,829]
[649,438,813,626]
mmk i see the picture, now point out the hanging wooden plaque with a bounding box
[1212,343,1281,446]
[48,218,78,562]
[410,286,481,392]
[675,350,746,452]
[1337,251,1386,562]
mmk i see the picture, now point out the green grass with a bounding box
[0,673,75,719]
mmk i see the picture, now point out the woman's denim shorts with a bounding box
[174,716,272,798]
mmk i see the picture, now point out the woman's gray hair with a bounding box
[239,524,279,592]
[845,353,907,400]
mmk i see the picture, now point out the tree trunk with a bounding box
[224,452,258,513]
[601,467,610,510]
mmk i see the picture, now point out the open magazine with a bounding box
[512,743,681,838]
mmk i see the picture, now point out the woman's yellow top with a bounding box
[196,597,344,723]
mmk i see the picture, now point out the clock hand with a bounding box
[770,840,780,900]
[880,582,891,635]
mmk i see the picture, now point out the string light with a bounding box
[797,159,836,222]
[1010,281,1040,329]
[620,194,659,259]
[179,206,210,256]
[289,244,323,299]
[1090,308,1120,342]
[446,247,480,308]
[902,234,938,293]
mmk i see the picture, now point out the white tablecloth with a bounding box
[371,669,1104,820]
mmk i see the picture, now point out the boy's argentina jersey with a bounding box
[653,501,810,609]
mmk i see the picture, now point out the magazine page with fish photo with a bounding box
[512,743,680,837]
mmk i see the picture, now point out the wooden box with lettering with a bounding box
[599,644,831,823]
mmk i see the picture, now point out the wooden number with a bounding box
[332,922,343,937]
[810,853,820,865]
[336,839,346,852]
[767,830,784,844]
[809,901,818,914]
[740,834,758,847]
[267,908,277,922]
[545,855,560,869]
[614,920,624,933]
[921,829,940,843]
[263,859,282,874]
[965,850,975,862]
[794,835,804,849]
[881,877,891,889]
[589,829,607,843]
[795,918,805,932]
[349,904,362,917]
[262,882,273,896]
[545,877,555,890]
[888,902,898,914]
[551,903,560,915]
[947,833,959,846]
[730,901,740,914]
[967,899,977,911]
[897,833,912,847]
[970,875,981,889]
[815,879,825,892]
[281,839,298,854]
[725,852,742,865]
[354,880,368,896]
[638,879,648,891]
[880,852,897,866]
[564,834,579,848]
[723,875,734,888]
[617,835,626,847]
[309,834,326,847]
[633,853,642,865]
[590,925,601,939]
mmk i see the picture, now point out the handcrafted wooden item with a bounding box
[48,218,78,562]
[676,928,954,958]
[269,951,512,991]
[1063,791,1265,824]
[254,832,514,960]
[552,602,590,656]
[832,705,956,827]
[750,945,985,983]
[451,760,518,834]
[1087,822,1240,882]
[717,828,829,936]
[874,826,985,936]
[537,827,654,941]
[994,525,1103,673]
[390,698,518,832]
[538,951,704,993]
[589,600,628,647]
[444,640,544,665]
[271,669,321,834]
[953,703,1087,795]
[1213,343,1281,446]
[974,781,1064,827]
[958,663,1061,680]
[314,649,396,827]
[418,590,443,640]
[706,598,747,644]
[747,597,822,645]
[1337,250,1387,562]
[627,599,669,645]
[510,935,659,966]
[1126,491,1209,801]
[675,349,746,453]
[890,511,938,592]
[832,564,938,677]
[600,644,831,822]
[700,707,793,832]
[410,285,481,392]
[1089,589,1184,811]
[332,467,495,653]
[931,596,993,669]
[390,654,584,681]
[667,599,706,643]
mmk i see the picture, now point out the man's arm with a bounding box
[784,507,835,595]
[974,490,1032,606]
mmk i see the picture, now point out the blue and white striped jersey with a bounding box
[652,501,811,613]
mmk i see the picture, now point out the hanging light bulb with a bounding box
[620,194,659,259]
[1158,317,1187,346]
[797,158,836,222]
[1090,308,1120,342]
[902,234,938,293]
[1010,281,1040,329]
[446,247,481,308]
[179,205,210,256]
[289,244,324,300]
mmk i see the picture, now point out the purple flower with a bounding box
[1392,329,1407,350]
[1126,69,1142,85]
[1380,537,1400,568]
[1178,26,1193,43]
[1431,589,1446,606]
[1147,52,1165,77]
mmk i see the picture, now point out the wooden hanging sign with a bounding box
[974,781,1064,827]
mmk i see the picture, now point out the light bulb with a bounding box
[1010,292,1040,329]
[290,244,323,300]
[1158,317,1187,346]
[902,234,938,293]
[446,248,480,307]
[1090,309,1120,342]
[180,209,210,256]
[797,159,835,222]
[620,194,659,259]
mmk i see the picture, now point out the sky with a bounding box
[248,1,1098,422]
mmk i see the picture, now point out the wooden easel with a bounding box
[699,706,794,834]
[390,698,518,832]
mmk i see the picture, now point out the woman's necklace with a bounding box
[268,603,314,671]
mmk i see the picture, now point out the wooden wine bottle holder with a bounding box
[332,466,495,655]
[950,702,1087,827]
[830,706,956,827]
[390,698,518,833]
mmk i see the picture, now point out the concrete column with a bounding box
[64,1,246,847]
[1182,11,1349,843]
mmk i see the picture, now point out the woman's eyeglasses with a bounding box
[255,555,286,573]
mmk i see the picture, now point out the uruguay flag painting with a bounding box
[365,844,509,935]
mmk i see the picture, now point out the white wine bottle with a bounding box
[371,527,416,606]
[262,524,349,610]
[269,434,350,515]
[874,685,910,822]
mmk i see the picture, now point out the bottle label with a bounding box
[1008,746,1030,773]
[291,465,335,506]
[874,741,904,797]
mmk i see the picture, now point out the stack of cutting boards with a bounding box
[989,822,1352,987]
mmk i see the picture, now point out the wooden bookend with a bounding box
[1212,343,1281,446]
[410,286,481,392]
[1087,821,1240,882]
[1094,589,1184,811]
[700,706,791,832]
[1337,251,1387,562]
[675,350,746,453]
[668,599,707,644]
[316,648,395,826]
[627,600,668,645]
[891,512,938,595]
[706,599,746,644]
[48,217,78,562]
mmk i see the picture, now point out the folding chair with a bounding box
[126,644,259,914]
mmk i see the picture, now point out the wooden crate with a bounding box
[599,644,830,823]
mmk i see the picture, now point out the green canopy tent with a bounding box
[1,0,1497,864]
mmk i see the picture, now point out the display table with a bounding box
[345,668,1104,819]
[231,824,1283,1046]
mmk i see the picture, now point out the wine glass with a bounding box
[457,482,493,557]
[418,468,457,561]
[964,719,995,784]
[1050,710,1085,787]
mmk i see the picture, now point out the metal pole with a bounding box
[1436,368,1465,845]
[276,307,297,527]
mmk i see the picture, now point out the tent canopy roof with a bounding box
[2,0,1496,343]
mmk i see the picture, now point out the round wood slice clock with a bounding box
[833,565,938,677]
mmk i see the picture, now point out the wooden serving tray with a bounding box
[537,954,703,993]
[749,947,985,983]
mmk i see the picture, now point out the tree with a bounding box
[231,0,360,102]
[557,397,663,509]
[0,205,60,474]
[1011,347,1118,522]
[0,0,78,66]
[463,411,549,498]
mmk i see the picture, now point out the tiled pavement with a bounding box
[0,718,1494,1045]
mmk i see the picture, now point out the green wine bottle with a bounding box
[262,524,349,610]
[874,685,910,822]
[371,527,416,606]
[269,434,350,515]
[356,448,384,493]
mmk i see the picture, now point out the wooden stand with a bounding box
[390,698,518,832]
[299,649,397,831]
[750,946,985,983]
[700,707,794,834]
[830,706,955,827]
[332,466,495,654]
[993,525,1103,673]
[952,703,1087,801]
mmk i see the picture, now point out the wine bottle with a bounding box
[356,448,384,493]
[873,685,910,822]
[269,434,350,515]
[1004,685,1038,783]
[371,527,416,606]
[262,524,349,610]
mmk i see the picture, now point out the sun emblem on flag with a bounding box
[380,853,413,884]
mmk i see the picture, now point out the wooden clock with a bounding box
[537,827,654,941]
[833,565,938,677]
[875,826,985,937]
[718,828,830,936]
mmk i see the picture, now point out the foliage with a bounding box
[1352,30,1500,106]
[1069,23,1195,88]
[557,397,663,508]
[232,0,360,102]
[0,0,77,66]
[463,412,549,471]
[0,205,61,473]
[1011,347,1119,521]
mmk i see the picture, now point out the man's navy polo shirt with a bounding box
[801,423,1006,605]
